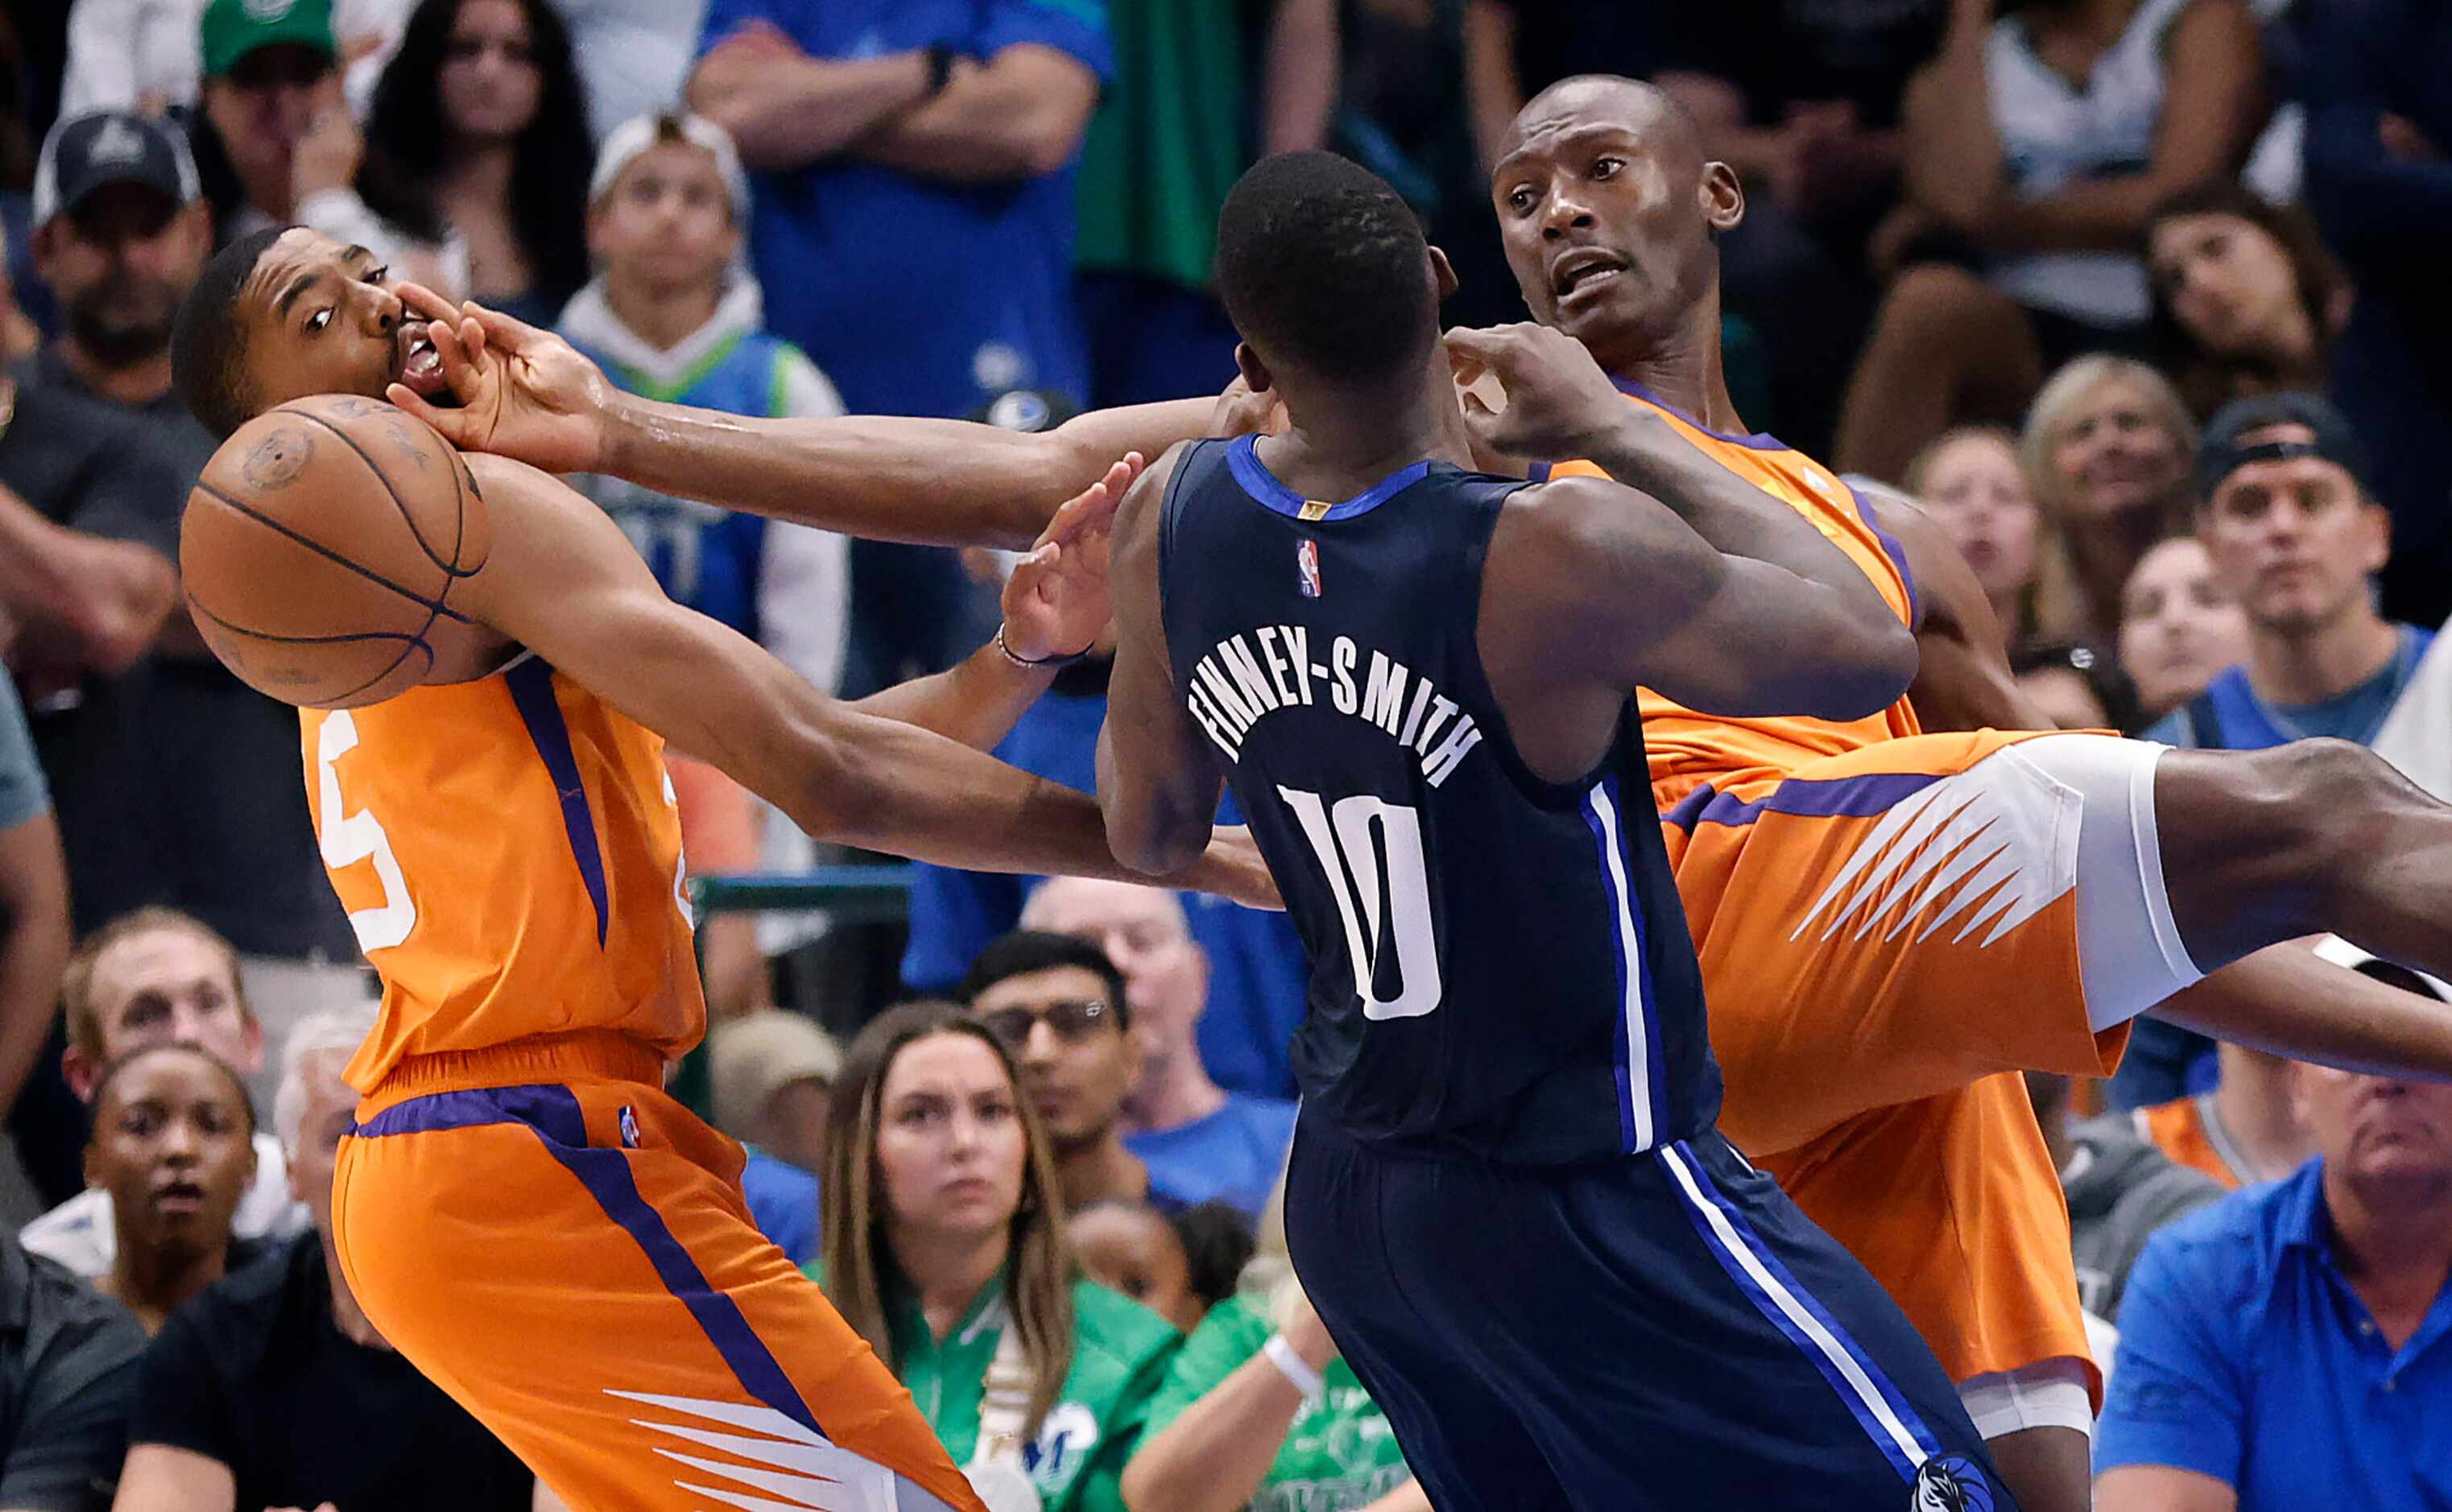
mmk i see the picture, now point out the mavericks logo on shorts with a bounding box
[1911,1455,1995,1511]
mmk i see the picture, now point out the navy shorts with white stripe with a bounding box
[1287,1113,2014,1511]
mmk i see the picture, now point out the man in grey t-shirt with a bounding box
[0,1231,144,1511]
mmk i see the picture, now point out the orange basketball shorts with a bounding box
[332,1033,983,1512]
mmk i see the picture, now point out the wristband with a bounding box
[1261,1333,1325,1398]
[995,624,1089,670]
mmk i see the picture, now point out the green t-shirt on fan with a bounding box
[1071,0,1247,291]
[1143,1295,1411,1512]
[804,1262,1181,1512]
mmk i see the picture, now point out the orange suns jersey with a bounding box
[1542,384,1925,800]
[303,654,705,1094]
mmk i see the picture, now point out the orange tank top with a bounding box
[1544,385,1924,799]
[2134,1097,2246,1191]
[303,654,705,1094]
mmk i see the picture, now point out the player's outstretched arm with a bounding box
[457,454,1277,908]
[1448,323,1906,636]
[1098,445,1229,877]
[1487,474,1917,721]
[387,295,1235,551]
[847,456,1134,750]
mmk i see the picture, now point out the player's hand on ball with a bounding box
[999,453,1135,663]
[1444,322,1628,464]
[387,288,618,474]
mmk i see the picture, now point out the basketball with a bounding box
[180,395,494,709]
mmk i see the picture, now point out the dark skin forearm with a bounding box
[596,398,1216,551]
[850,638,1056,750]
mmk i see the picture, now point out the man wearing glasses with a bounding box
[960,931,1195,1215]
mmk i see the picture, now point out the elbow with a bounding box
[1807,618,1920,721]
[1105,799,1207,880]
[1012,119,1089,180]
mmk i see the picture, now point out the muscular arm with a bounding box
[1099,446,1225,876]
[1487,475,1919,726]
[461,456,1267,901]
[595,398,1215,550]
[684,34,930,171]
[850,640,1056,749]
[854,44,1100,183]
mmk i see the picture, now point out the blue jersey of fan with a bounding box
[1156,436,1722,1167]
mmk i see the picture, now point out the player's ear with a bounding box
[1234,341,1274,395]
[1428,245,1460,302]
[1700,161,1745,234]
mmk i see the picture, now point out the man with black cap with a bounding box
[2144,393,2435,751]
[18,110,361,1076]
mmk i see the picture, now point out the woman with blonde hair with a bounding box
[1904,423,2086,657]
[816,1001,1180,1512]
[1120,1173,1425,1512]
[2018,354,2200,642]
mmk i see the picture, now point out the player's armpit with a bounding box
[1098,444,1226,875]
[456,456,1275,907]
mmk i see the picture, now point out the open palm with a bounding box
[999,454,1137,663]
[387,287,619,475]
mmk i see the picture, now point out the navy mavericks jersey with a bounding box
[1158,436,1721,1166]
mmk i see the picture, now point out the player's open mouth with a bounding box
[396,324,448,399]
[1550,249,1625,302]
[151,1179,208,1215]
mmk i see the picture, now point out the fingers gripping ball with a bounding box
[182,395,492,708]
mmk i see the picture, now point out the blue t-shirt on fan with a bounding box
[693,0,1112,418]
[1126,1094,1298,1219]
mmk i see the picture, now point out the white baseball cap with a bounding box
[589,110,750,223]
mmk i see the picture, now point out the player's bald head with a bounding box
[1497,76,1708,188]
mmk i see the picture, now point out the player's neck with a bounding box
[891,1225,1011,1343]
[106,1235,225,1329]
[56,338,172,408]
[1121,1046,1226,1137]
[1053,1130,1148,1214]
[2247,605,2398,708]
[1267,352,1473,490]
[320,1228,391,1349]
[1594,340,1744,439]
[2210,1047,2314,1182]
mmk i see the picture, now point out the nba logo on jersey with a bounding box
[1296,539,1323,598]
[618,1105,641,1150]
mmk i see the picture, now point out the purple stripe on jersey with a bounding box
[1612,378,1788,451]
[1675,770,1943,831]
[505,658,612,948]
[1847,485,1921,629]
[350,1084,588,1144]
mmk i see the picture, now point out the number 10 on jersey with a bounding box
[1278,786,1443,1020]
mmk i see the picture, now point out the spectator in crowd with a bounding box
[553,0,708,143]
[0,669,68,1127]
[60,0,408,120]
[189,0,457,288]
[2116,535,2251,721]
[81,1044,257,1334]
[2132,1042,2313,1190]
[1071,1200,1205,1335]
[1121,1184,1420,1512]
[1649,0,1951,449]
[1905,423,2082,655]
[1169,1202,1256,1324]
[1018,881,1297,1219]
[708,1007,838,1265]
[964,932,1189,1215]
[25,110,362,1030]
[559,108,850,989]
[0,1225,146,1512]
[816,1002,1180,1512]
[2094,950,2452,1510]
[2018,355,2199,643]
[688,0,1109,693]
[2298,0,2452,628]
[23,910,308,1280]
[105,1006,540,1512]
[2144,394,2432,749]
[901,661,1307,1103]
[2027,1072,2225,1327]
[2145,180,2347,420]
[1836,0,2269,481]
[358,0,593,324]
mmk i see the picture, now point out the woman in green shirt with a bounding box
[814,1002,1182,1512]
[1120,1185,1426,1512]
